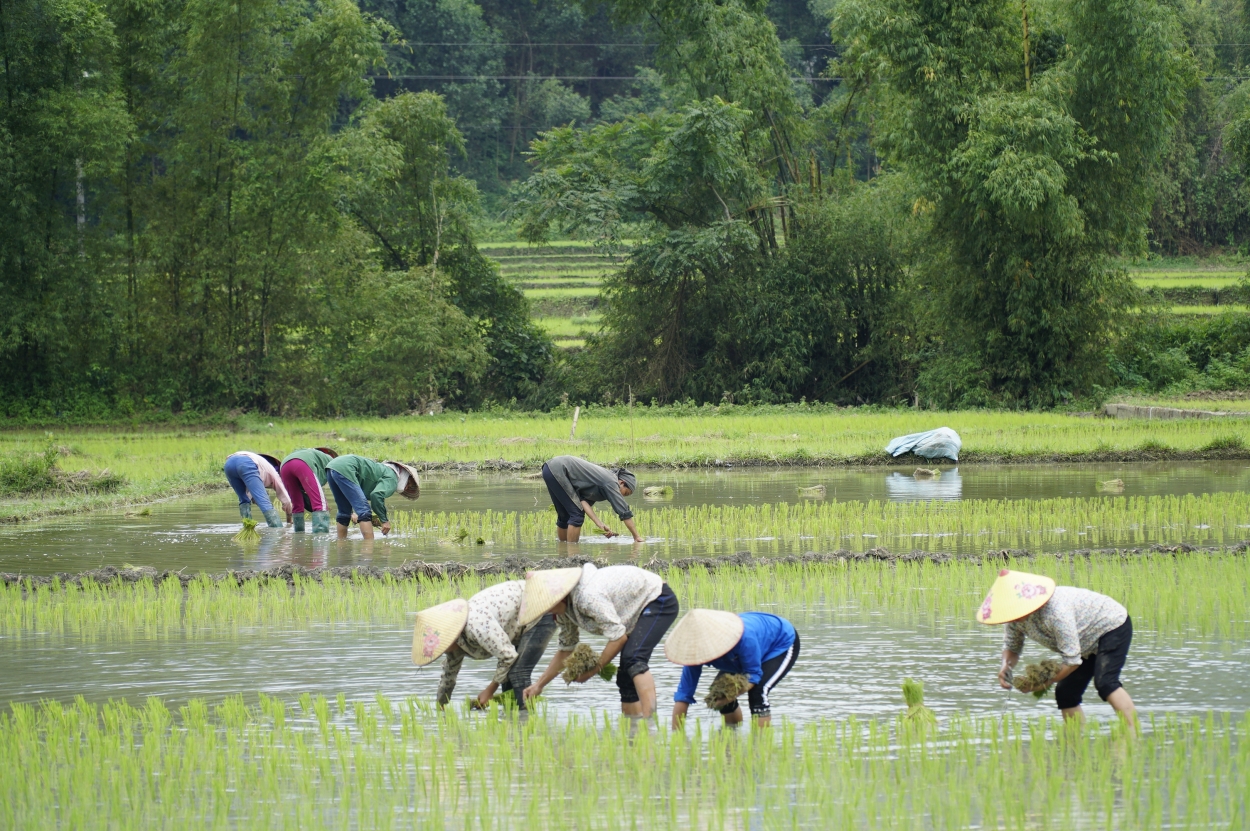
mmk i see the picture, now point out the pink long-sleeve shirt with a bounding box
[229,451,293,514]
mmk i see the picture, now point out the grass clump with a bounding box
[1202,434,1245,451]
[561,643,616,683]
[0,441,124,497]
[797,485,826,498]
[704,672,751,709]
[1013,659,1064,698]
[642,485,673,500]
[901,678,937,725]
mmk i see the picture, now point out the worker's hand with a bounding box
[522,682,544,701]
[997,664,1014,690]
[350,512,359,524]
[574,668,600,684]
[473,689,493,710]
[380,521,391,536]
[600,526,617,538]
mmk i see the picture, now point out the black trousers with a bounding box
[615,585,679,704]
[1054,616,1132,710]
[718,633,801,717]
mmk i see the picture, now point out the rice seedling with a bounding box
[642,485,674,500]
[1013,659,1064,698]
[704,673,750,709]
[231,518,260,543]
[1098,478,1125,493]
[797,484,826,498]
[2,696,1245,830]
[901,678,937,724]
[913,468,940,478]
[561,643,617,683]
[389,490,1250,557]
[4,550,1248,641]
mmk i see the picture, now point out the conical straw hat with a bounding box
[664,609,745,666]
[411,598,469,665]
[976,569,1057,625]
[384,461,421,499]
[517,567,583,627]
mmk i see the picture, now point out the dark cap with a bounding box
[616,468,637,493]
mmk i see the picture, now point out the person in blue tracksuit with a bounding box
[666,609,799,729]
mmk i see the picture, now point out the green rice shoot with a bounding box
[901,677,937,725]
[232,518,260,543]
[1014,659,1064,698]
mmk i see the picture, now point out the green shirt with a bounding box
[281,448,335,486]
[326,455,398,524]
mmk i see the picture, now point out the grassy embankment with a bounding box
[1,406,1248,521]
[1126,258,1249,316]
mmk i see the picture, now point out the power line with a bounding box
[389,42,837,47]
[377,74,840,81]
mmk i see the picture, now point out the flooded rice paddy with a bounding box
[2,461,1249,576]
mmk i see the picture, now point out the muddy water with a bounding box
[1,461,1247,576]
[0,609,1244,725]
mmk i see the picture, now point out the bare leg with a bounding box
[337,522,349,540]
[752,715,772,729]
[557,526,568,542]
[1060,705,1085,722]
[566,524,582,543]
[1106,688,1138,731]
[722,707,744,727]
[359,520,375,540]
[627,671,657,718]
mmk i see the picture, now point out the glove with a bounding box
[261,507,284,528]
[292,513,306,533]
[239,503,253,520]
[311,511,331,534]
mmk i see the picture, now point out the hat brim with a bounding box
[517,568,583,627]
[412,598,469,666]
[664,609,745,666]
[384,461,421,499]
[976,569,1057,624]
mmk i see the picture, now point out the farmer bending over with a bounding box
[979,569,1137,730]
[521,564,678,718]
[280,447,337,534]
[223,451,291,528]
[667,610,799,729]
[412,581,557,713]
[541,455,641,543]
[325,455,419,540]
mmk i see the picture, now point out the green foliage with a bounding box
[0,443,61,496]
[834,0,1193,407]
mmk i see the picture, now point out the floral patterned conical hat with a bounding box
[411,598,469,666]
[976,569,1057,625]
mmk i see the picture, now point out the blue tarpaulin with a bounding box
[884,427,962,462]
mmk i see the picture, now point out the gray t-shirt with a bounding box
[1004,586,1128,665]
[545,455,633,520]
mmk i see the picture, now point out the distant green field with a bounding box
[483,241,612,349]
[536,315,602,338]
[524,287,603,300]
[1168,305,1250,315]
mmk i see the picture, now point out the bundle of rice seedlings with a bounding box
[561,643,616,683]
[913,468,940,478]
[438,528,470,545]
[901,678,937,725]
[1013,659,1063,698]
[1098,478,1125,493]
[233,518,260,543]
[798,485,826,499]
[642,485,674,500]
[704,673,751,709]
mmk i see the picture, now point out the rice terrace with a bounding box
[5,0,1250,827]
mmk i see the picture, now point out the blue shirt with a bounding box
[673,613,797,704]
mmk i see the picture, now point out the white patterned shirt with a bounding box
[1004,587,1127,665]
[437,581,529,705]
[557,564,663,649]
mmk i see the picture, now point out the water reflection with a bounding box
[884,468,963,501]
[1,611,1245,725]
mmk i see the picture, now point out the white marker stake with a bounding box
[570,406,580,439]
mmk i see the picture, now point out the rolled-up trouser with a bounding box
[500,613,557,712]
[616,584,679,704]
[224,455,274,514]
[280,459,326,515]
[327,469,372,527]
[1054,616,1133,710]
[542,462,585,529]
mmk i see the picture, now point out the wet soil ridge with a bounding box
[4,543,1244,590]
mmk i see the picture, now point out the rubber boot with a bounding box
[292,513,306,533]
[311,510,330,534]
[239,503,253,520]
[261,507,284,528]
